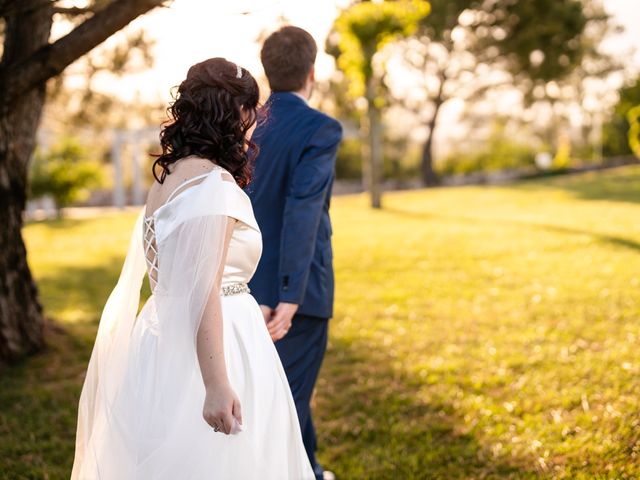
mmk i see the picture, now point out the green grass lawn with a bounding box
[3,166,640,479]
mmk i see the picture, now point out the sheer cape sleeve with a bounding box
[71,209,147,479]
[72,169,259,479]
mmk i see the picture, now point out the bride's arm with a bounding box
[196,217,242,434]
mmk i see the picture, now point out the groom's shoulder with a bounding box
[307,105,340,127]
[268,93,341,128]
[305,107,343,141]
[262,93,342,147]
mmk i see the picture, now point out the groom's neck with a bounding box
[292,88,309,100]
[292,89,309,101]
[294,80,312,101]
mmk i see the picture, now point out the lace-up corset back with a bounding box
[143,216,159,291]
[143,172,210,293]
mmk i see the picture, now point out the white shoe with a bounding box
[323,471,336,480]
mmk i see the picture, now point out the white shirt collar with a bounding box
[291,91,309,104]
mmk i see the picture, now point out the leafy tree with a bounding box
[328,0,430,208]
[46,27,159,132]
[501,0,619,163]
[438,121,537,176]
[30,138,103,215]
[0,0,165,363]
[628,105,640,159]
[335,138,362,180]
[395,0,608,185]
[397,0,472,185]
[604,77,640,157]
[474,0,588,83]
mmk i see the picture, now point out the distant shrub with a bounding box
[553,134,571,169]
[438,126,537,176]
[336,137,362,180]
[30,138,103,214]
[438,142,536,177]
[628,104,640,158]
[603,77,640,157]
[336,136,419,181]
[384,137,420,181]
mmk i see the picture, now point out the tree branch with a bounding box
[52,6,96,15]
[0,0,165,101]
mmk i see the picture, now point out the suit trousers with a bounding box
[275,313,329,480]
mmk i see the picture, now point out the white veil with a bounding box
[71,170,252,479]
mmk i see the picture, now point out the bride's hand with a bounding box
[202,383,243,434]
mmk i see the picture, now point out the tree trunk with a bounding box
[363,78,383,209]
[0,0,53,363]
[0,0,164,364]
[420,113,440,186]
[421,73,446,187]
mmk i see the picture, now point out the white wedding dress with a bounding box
[71,165,315,479]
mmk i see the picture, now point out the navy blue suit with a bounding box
[246,91,342,479]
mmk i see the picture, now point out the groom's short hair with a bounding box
[261,26,317,92]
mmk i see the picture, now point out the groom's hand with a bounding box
[267,302,298,341]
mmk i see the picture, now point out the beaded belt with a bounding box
[221,283,250,296]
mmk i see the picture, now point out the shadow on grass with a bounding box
[533,222,640,253]
[0,323,86,480]
[316,336,539,479]
[514,166,640,205]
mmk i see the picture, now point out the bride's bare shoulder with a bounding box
[146,157,220,213]
[174,156,238,184]
[176,156,216,171]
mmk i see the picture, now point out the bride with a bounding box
[71,58,315,479]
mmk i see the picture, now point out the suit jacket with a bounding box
[246,91,343,319]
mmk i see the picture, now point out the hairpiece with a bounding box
[236,64,242,79]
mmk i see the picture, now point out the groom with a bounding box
[246,26,343,480]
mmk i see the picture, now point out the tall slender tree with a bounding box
[328,0,430,208]
[396,0,605,185]
[0,0,165,363]
[406,0,471,186]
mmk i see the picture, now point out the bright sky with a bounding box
[90,0,349,103]
[601,0,640,67]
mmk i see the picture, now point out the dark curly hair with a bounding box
[153,57,260,187]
